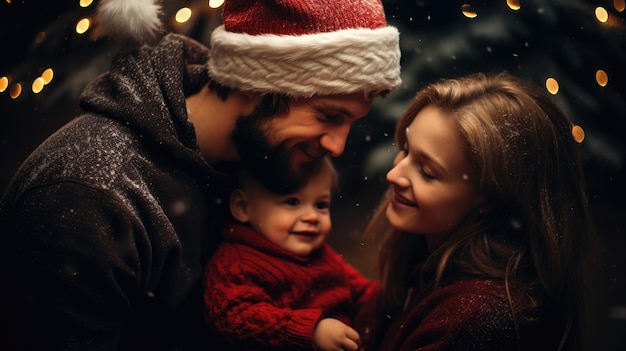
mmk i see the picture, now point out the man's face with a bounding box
[232,92,373,194]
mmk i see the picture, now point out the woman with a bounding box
[356,72,595,351]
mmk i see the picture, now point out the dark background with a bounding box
[1,1,625,349]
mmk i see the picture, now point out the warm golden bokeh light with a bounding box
[572,125,585,143]
[79,0,93,7]
[10,83,22,99]
[32,77,45,94]
[0,76,8,92]
[175,8,193,23]
[595,7,609,23]
[462,4,478,18]
[545,77,559,95]
[507,0,521,11]
[209,0,225,9]
[41,68,54,84]
[76,18,90,34]
[34,31,46,44]
[615,0,625,12]
[596,69,608,87]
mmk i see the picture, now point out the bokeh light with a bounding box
[76,18,90,34]
[175,8,193,24]
[596,69,608,87]
[507,0,521,11]
[9,82,22,99]
[595,7,609,23]
[461,4,478,18]
[616,0,626,12]
[32,77,45,94]
[0,76,8,92]
[572,125,585,143]
[79,0,93,7]
[41,68,54,85]
[545,77,559,95]
[208,0,225,8]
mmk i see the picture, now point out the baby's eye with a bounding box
[315,201,330,210]
[284,198,300,206]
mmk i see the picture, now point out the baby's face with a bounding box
[244,167,333,257]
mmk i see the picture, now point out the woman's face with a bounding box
[386,104,484,250]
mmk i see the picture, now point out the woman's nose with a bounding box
[387,161,410,188]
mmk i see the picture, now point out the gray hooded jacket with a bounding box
[0,33,226,351]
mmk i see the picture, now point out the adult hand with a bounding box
[313,317,361,351]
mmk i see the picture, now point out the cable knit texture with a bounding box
[208,0,401,97]
[204,223,376,350]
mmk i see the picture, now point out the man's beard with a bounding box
[231,112,318,194]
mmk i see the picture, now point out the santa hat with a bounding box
[96,0,401,97]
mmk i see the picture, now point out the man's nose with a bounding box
[319,124,351,157]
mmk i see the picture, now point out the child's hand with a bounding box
[313,318,361,351]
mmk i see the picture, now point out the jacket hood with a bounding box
[79,33,214,176]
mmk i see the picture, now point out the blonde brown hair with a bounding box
[367,72,594,350]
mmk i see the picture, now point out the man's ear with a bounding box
[229,189,250,223]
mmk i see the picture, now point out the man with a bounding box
[0,0,401,350]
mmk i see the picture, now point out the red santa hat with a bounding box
[96,0,401,97]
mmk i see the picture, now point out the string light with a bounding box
[175,8,193,24]
[41,68,54,85]
[545,77,559,95]
[572,125,585,143]
[32,77,45,94]
[595,7,609,23]
[461,4,478,18]
[596,70,608,87]
[9,83,22,99]
[0,76,8,92]
[506,0,521,11]
[209,0,225,9]
[76,18,90,34]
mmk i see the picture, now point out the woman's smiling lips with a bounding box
[392,192,418,207]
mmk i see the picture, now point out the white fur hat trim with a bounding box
[207,25,402,97]
[96,0,163,43]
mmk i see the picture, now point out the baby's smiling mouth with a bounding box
[292,230,318,237]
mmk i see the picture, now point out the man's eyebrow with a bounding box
[314,104,355,120]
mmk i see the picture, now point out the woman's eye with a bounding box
[420,168,436,181]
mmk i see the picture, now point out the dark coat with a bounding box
[0,33,228,350]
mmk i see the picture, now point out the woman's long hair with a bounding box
[366,72,595,350]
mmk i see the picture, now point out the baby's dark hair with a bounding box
[237,156,339,196]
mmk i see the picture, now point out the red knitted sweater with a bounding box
[203,223,375,350]
[355,279,561,351]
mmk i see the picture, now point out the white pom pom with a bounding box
[96,0,163,43]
